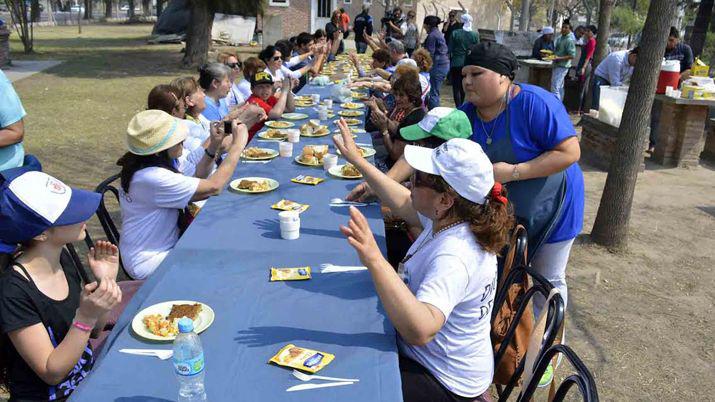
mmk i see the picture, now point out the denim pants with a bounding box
[449,66,465,107]
[550,66,569,101]
[428,64,449,110]
[356,41,368,54]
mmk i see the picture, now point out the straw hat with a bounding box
[126,110,188,155]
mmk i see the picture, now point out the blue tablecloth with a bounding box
[70,84,402,401]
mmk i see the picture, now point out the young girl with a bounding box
[333,119,514,402]
[0,165,122,401]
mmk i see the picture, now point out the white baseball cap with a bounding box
[404,138,494,204]
[542,26,554,35]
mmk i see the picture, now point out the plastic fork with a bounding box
[292,369,359,383]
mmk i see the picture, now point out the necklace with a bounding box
[477,84,512,146]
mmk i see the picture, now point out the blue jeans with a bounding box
[551,66,569,101]
[356,41,368,54]
[590,75,610,110]
[428,65,449,110]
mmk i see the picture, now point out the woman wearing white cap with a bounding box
[334,119,514,402]
[117,110,248,279]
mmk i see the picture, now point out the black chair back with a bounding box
[65,229,133,281]
[518,344,599,402]
[493,265,565,401]
[95,173,121,246]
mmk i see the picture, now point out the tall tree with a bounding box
[182,0,263,67]
[156,0,165,17]
[142,0,151,16]
[690,0,713,57]
[83,0,91,19]
[591,0,678,249]
[127,0,136,20]
[105,0,113,18]
[519,0,530,30]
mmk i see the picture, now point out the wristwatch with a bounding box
[511,164,521,181]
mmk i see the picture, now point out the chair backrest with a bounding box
[518,344,599,402]
[65,229,133,281]
[95,173,122,246]
[493,265,565,401]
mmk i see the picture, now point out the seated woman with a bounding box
[348,48,391,79]
[411,48,434,105]
[245,71,295,140]
[259,45,313,88]
[117,110,249,279]
[371,67,426,165]
[333,120,514,402]
[217,52,248,109]
[0,165,123,401]
[198,63,233,121]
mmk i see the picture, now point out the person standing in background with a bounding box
[664,26,694,81]
[576,25,597,112]
[441,10,462,48]
[340,8,351,39]
[401,10,419,56]
[353,5,373,54]
[448,13,479,107]
[550,22,575,101]
[0,70,26,172]
[532,27,555,60]
[423,16,450,109]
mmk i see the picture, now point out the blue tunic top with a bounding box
[460,83,584,243]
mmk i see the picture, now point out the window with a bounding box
[318,0,331,18]
[344,0,352,4]
[269,0,289,7]
[402,0,413,5]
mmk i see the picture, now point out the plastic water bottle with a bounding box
[173,318,207,402]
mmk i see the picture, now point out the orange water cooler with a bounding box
[656,59,681,94]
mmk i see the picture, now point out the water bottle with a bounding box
[173,318,207,402]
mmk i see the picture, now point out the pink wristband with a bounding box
[73,321,93,332]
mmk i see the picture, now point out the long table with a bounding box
[70,84,402,401]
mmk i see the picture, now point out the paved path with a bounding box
[2,60,63,82]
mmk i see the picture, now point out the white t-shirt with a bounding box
[226,81,248,109]
[264,66,302,83]
[177,117,211,178]
[398,214,497,397]
[119,167,200,279]
[236,79,252,100]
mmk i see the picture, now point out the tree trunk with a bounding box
[690,0,713,57]
[142,0,150,16]
[128,0,135,20]
[83,0,90,19]
[156,0,164,17]
[591,0,678,250]
[105,0,112,18]
[519,0,529,31]
[183,0,214,68]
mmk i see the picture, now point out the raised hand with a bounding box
[339,206,383,267]
[77,278,122,323]
[332,118,363,165]
[87,241,119,281]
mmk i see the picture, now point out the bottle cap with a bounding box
[177,317,194,333]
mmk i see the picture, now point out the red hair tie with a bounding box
[491,182,508,205]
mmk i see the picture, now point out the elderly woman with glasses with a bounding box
[218,52,248,109]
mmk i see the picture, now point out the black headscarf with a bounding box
[464,42,519,80]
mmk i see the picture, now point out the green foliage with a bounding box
[612,4,645,35]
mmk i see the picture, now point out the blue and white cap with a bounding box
[0,164,100,253]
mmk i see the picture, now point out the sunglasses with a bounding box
[271,56,282,61]
[226,62,242,69]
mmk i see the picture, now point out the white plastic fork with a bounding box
[119,349,173,360]
[292,369,359,383]
[320,263,368,273]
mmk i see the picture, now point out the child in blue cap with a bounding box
[0,164,122,401]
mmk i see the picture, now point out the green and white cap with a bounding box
[399,107,472,142]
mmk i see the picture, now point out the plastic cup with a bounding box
[287,129,300,143]
[318,109,329,121]
[311,94,320,104]
[279,211,300,240]
[279,142,293,157]
[323,154,338,171]
[324,99,333,109]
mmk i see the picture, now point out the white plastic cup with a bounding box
[279,211,300,240]
[311,94,320,104]
[324,99,333,109]
[318,108,329,121]
[279,142,293,157]
[323,154,338,171]
[287,129,300,143]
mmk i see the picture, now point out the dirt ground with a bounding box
[5,24,715,401]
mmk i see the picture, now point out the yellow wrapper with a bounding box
[269,344,335,373]
[291,175,324,186]
[270,267,311,281]
[271,199,309,213]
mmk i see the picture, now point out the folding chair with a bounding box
[518,344,599,402]
[94,173,121,246]
[492,265,566,401]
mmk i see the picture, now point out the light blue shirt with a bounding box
[0,70,26,172]
[594,50,633,87]
[200,96,229,122]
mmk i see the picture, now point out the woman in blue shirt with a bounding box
[458,42,584,317]
[422,16,450,110]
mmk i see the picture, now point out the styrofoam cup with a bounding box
[279,142,293,157]
[280,228,300,240]
[311,94,320,104]
[324,99,333,108]
[323,154,338,171]
[287,129,300,143]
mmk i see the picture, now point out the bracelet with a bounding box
[205,148,216,159]
[73,321,93,332]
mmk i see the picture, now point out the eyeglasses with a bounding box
[226,62,242,69]
[271,56,282,61]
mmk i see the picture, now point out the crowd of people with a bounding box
[0,5,697,401]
